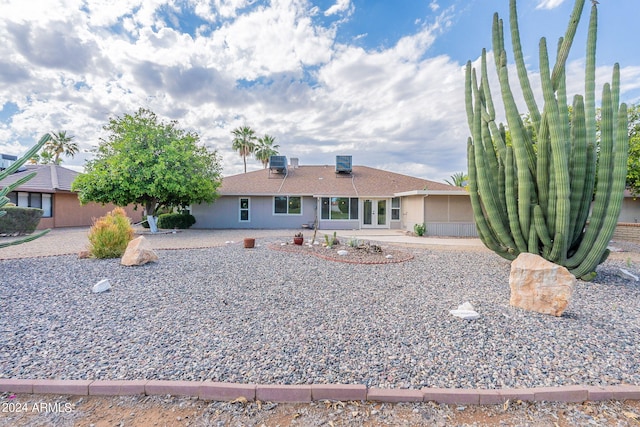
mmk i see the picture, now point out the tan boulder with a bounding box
[509,253,575,316]
[121,236,159,266]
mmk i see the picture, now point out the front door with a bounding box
[362,199,388,228]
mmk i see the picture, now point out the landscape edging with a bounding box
[1,379,639,404]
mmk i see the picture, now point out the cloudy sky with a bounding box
[1,0,639,181]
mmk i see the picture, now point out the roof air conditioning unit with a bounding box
[335,155,352,174]
[269,155,288,178]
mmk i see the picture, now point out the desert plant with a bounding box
[465,0,628,280]
[87,207,134,258]
[157,213,196,229]
[0,134,51,249]
[414,223,426,236]
[348,236,360,247]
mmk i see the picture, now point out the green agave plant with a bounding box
[0,134,52,248]
[465,0,629,280]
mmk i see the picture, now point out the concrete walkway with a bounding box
[0,226,487,259]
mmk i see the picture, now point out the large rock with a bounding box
[509,253,575,316]
[121,236,159,266]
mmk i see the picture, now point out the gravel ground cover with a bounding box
[1,237,639,391]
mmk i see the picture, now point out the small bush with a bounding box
[0,207,43,236]
[88,207,134,258]
[157,213,196,229]
[414,223,426,236]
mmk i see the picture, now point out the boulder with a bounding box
[121,236,159,266]
[509,253,575,316]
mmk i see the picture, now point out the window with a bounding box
[391,197,400,220]
[239,198,250,222]
[274,196,301,215]
[7,192,52,217]
[321,197,358,220]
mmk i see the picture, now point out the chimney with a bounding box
[289,157,299,168]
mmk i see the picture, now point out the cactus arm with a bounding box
[556,37,570,146]
[540,37,571,264]
[550,0,586,90]
[465,61,475,135]
[467,138,513,259]
[0,229,51,249]
[585,4,597,151]
[571,102,629,278]
[534,204,553,248]
[509,0,541,132]
[472,81,517,253]
[536,111,551,218]
[0,134,51,180]
[505,146,527,252]
[528,212,539,254]
[567,83,616,269]
[568,95,588,248]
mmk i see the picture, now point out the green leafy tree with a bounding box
[444,172,468,187]
[43,131,79,165]
[0,134,52,248]
[254,134,280,168]
[231,126,257,173]
[72,108,222,219]
[625,104,640,195]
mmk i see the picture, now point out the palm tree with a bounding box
[445,172,469,187]
[45,131,79,165]
[231,126,257,173]
[254,134,280,169]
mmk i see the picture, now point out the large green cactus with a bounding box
[466,0,629,280]
[0,134,52,248]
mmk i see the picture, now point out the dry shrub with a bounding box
[88,207,134,258]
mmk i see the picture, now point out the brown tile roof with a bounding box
[0,165,77,193]
[219,165,466,197]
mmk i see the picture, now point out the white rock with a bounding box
[337,250,349,256]
[449,302,480,320]
[385,254,393,259]
[450,310,480,320]
[92,279,111,293]
[619,268,639,281]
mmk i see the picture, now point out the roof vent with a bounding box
[335,155,352,174]
[269,155,288,178]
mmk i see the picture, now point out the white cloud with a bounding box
[324,0,351,17]
[429,1,439,12]
[535,0,567,10]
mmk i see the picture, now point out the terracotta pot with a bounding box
[293,236,304,245]
[244,238,256,248]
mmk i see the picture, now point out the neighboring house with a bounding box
[192,156,478,237]
[0,164,143,229]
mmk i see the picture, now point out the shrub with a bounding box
[0,206,43,236]
[157,213,196,229]
[414,223,426,236]
[88,207,134,258]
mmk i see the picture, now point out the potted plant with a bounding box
[293,232,304,245]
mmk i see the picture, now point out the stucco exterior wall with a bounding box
[193,196,316,229]
[36,192,143,229]
[618,197,640,223]
[401,195,425,230]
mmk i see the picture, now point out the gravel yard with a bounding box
[1,236,639,391]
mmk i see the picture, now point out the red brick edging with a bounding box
[1,379,639,404]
